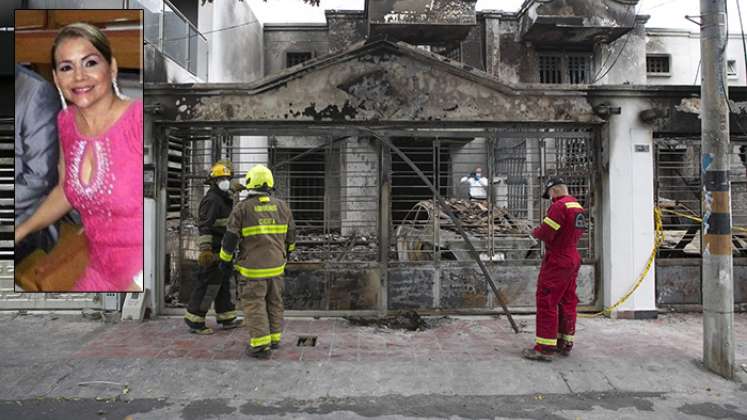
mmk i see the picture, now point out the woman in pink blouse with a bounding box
[15,22,143,292]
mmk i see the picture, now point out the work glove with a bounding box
[229,179,245,193]
[219,259,233,275]
[197,250,217,267]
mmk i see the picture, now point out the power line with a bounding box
[592,2,641,83]
[154,18,260,44]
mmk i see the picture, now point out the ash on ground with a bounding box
[344,311,451,332]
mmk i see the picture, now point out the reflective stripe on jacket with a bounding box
[226,194,296,279]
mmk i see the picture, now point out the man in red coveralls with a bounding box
[522,177,586,362]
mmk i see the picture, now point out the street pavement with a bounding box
[0,311,745,419]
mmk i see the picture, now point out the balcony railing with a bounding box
[128,0,208,81]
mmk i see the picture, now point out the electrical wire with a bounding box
[592,2,642,83]
[154,18,261,44]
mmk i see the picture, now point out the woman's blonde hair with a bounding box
[51,22,113,68]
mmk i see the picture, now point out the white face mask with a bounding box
[218,180,230,192]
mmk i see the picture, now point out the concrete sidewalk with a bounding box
[0,312,745,419]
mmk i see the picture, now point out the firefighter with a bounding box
[184,161,241,334]
[522,176,586,362]
[218,164,296,359]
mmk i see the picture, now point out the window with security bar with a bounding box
[538,53,592,84]
[286,52,312,68]
[646,55,670,75]
[654,137,747,258]
[391,130,596,265]
[539,54,562,84]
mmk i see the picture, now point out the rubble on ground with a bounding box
[345,311,451,331]
[410,199,534,236]
[288,233,378,262]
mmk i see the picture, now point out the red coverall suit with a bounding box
[532,195,586,353]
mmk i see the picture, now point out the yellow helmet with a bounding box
[245,164,274,190]
[210,162,232,178]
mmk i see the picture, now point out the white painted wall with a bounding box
[597,94,657,314]
[198,0,263,83]
[646,29,747,86]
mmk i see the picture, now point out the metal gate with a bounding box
[163,126,598,313]
[0,119,103,310]
[654,135,747,305]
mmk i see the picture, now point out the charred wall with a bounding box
[263,25,331,76]
[326,11,368,53]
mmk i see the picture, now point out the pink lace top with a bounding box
[58,100,143,291]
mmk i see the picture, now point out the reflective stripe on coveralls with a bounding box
[271,332,282,343]
[535,337,558,346]
[543,217,561,231]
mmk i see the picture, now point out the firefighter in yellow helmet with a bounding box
[184,162,241,334]
[219,164,296,359]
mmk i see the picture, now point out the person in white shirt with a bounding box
[460,167,489,200]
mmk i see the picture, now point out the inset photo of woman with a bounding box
[14,9,143,292]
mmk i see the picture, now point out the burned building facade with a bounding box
[144,0,747,317]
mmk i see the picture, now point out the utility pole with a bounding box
[700,0,734,379]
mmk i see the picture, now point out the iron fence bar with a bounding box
[359,127,520,334]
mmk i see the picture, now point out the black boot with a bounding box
[219,318,242,330]
[246,346,272,360]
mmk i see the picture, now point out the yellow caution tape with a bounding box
[579,208,664,318]
[580,206,745,318]
[659,208,747,234]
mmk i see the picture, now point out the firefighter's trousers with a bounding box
[535,261,580,352]
[239,276,284,351]
[185,263,237,328]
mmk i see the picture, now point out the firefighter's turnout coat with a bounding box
[198,186,233,253]
[221,193,296,279]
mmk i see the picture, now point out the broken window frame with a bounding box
[727,59,738,78]
[654,136,747,258]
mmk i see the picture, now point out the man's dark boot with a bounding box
[521,347,554,362]
[246,346,272,360]
[556,340,572,357]
[219,318,242,330]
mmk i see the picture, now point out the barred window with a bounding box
[538,53,591,84]
[567,54,591,84]
[646,55,670,75]
[286,52,312,68]
[539,54,562,84]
